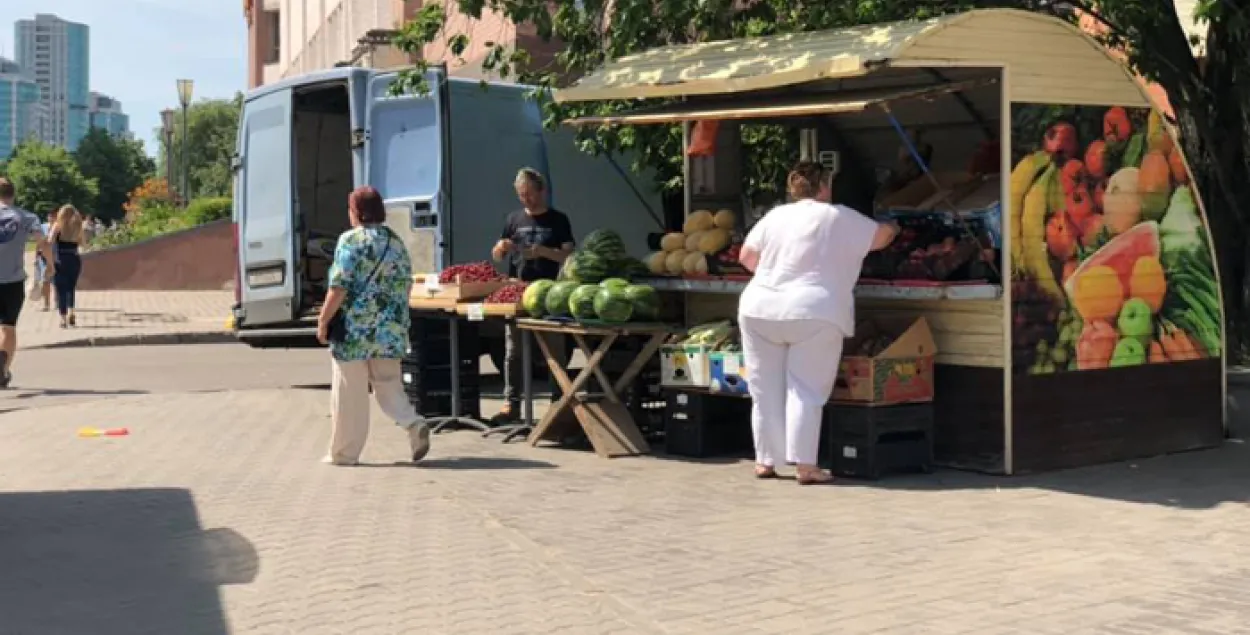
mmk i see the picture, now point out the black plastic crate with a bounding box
[663,390,752,458]
[400,366,480,392]
[411,394,482,420]
[403,339,480,366]
[819,403,934,479]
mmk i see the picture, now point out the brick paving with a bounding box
[15,289,233,349]
[1,385,1249,634]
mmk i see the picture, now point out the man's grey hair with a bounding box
[514,168,546,191]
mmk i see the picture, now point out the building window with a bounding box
[264,11,281,64]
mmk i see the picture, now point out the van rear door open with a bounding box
[365,69,452,274]
[235,87,298,328]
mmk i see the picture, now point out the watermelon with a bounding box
[569,284,600,320]
[568,251,610,283]
[522,280,556,317]
[546,281,579,317]
[622,284,660,321]
[558,255,581,282]
[600,277,630,292]
[594,287,634,323]
[621,257,651,280]
[583,229,629,262]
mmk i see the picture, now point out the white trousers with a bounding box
[330,358,421,463]
[739,316,845,467]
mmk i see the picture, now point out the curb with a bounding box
[30,331,239,350]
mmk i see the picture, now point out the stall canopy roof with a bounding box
[553,9,1152,108]
[564,78,996,126]
[554,14,963,103]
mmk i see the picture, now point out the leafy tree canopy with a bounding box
[0,141,98,217]
[75,128,156,222]
[157,94,242,200]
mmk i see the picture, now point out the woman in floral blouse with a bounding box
[317,186,429,466]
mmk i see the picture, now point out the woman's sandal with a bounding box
[796,469,835,486]
[754,465,778,479]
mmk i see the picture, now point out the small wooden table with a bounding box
[516,319,672,458]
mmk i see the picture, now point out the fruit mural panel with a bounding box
[1009,104,1221,375]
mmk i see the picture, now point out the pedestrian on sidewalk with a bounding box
[0,178,57,388]
[30,208,58,312]
[49,204,85,328]
[316,185,430,466]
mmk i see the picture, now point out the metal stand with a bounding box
[429,315,492,434]
[483,321,535,443]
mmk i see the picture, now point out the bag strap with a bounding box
[348,228,394,300]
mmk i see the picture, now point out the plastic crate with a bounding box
[663,389,752,458]
[819,403,934,479]
[400,365,480,392]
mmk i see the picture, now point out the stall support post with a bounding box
[430,315,492,434]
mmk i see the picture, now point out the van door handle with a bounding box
[248,241,263,249]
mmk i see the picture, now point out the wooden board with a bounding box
[516,318,675,337]
[455,302,520,318]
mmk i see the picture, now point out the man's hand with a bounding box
[492,239,513,262]
[522,244,541,260]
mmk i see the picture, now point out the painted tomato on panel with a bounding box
[1009,104,1221,375]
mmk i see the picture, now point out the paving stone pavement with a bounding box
[2,387,1250,634]
[15,290,233,349]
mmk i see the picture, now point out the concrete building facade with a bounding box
[15,14,90,150]
[0,57,43,159]
[87,91,131,140]
[243,0,559,88]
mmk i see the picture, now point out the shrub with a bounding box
[184,197,233,225]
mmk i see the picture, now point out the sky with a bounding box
[0,0,246,156]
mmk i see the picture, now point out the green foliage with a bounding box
[157,94,242,200]
[184,197,233,225]
[0,141,98,216]
[74,128,156,222]
[391,0,989,198]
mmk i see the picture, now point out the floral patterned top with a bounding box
[328,225,412,362]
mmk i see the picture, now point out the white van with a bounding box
[231,65,663,364]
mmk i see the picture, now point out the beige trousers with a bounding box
[329,358,421,463]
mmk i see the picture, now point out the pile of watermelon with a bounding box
[522,276,661,323]
[559,229,645,284]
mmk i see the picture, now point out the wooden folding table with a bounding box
[516,319,672,458]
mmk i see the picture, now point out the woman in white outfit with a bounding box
[738,162,899,484]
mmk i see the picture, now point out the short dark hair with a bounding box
[350,186,386,224]
[0,178,14,201]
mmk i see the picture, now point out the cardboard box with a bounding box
[412,274,508,301]
[708,351,749,395]
[660,344,714,388]
[833,317,937,405]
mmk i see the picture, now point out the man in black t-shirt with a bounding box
[490,168,574,421]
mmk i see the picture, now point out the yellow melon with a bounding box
[665,250,688,275]
[660,232,686,252]
[685,231,705,252]
[713,209,737,230]
[682,252,708,275]
[684,210,715,233]
[698,228,731,254]
[646,251,668,275]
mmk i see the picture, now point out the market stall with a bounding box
[553,8,1226,475]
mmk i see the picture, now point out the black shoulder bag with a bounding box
[327,230,393,344]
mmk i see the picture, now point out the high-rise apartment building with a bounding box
[88,91,130,140]
[0,57,42,159]
[15,14,90,150]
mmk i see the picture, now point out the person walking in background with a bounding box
[30,208,58,311]
[0,178,56,388]
[48,205,84,329]
[489,168,575,423]
[737,162,899,485]
[316,186,430,466]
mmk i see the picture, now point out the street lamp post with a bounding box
[176,79,194,207]
[160,109,176,195]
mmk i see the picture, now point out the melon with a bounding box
[698,228,731,254]
[660,232,686,252]
[568,284,600,320]
[684,210,715,233]
[646,251,667,275]
[665,250,688,275]
[685,231,704,252]
[545,281,579,317]
[522,280,555,317]
[713,209,737,230]
[682,252,708,275]
[593,287,634,323]
[623,284,661,321]
[1064,221,1161,302]
[583,229,628,262]
[1103,168,1142,234]
[564,251,610,283]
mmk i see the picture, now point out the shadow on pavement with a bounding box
[6,387,149,400]
[834,440,1250,511]
[0,488,258,635]
[364,457,557,470]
